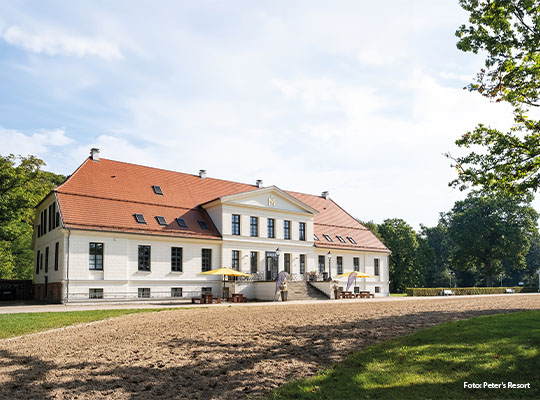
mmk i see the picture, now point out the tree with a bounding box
[418,223,453,287]
[356,219,383,241]
[448,0,540,195]
[0,154,65,279]
[444,192,538,286]
[378,218,424,292]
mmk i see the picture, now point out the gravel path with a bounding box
[1,295,539,399]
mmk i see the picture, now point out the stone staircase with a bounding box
[286,281,329,301]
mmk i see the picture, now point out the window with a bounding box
[250,251,258,273]
[43,209,47,234]
[337,256,343,275]
[353,257,359,272]
[49,203,53,232]
[232,250,240,270]
[38,223,41,238]
[375,286,380,293]
[299,222,306,241]
[171,287,183,297]
[374,258,380,276]
[336,235,346,243]
[198,220,209,230]
[318,255,325,273]
[152,185,163,195]
[347,236,357,244]
[171,247,183,272]
[202,287,212,295]
[176,218,187,228]
[284,253,291,273]
[250,217,258,237]
[323,234,333,242]
[314,234,319,241]
[45,247,49,273]
[89,289,103,299]
[138,288,150,298]
[202,249,212,272]
[299,254,306,274]
[134,214,146,224]
[138,245,151,271]
[40,252,43,270]
[55,210,60,228]
[267,218,275,238]
[284,220,291,240]
[232,214,240,235]
[156,216,167,225]
[54,242,59,271]
[89,243,104,270]
[36,250,40,274]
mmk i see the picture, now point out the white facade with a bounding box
[34,183,390,302]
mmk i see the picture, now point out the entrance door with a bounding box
[265,252,278,281]
[44,276,48,299]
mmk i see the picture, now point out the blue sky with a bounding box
[0,1,522,228]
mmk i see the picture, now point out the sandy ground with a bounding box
[0,295,539,399]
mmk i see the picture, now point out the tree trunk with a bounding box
[485,260,493,286]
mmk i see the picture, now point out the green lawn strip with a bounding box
[390,293,408,297]
[0,308,173,339]
[272,310,540,399]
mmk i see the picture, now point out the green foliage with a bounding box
[449,0,540,195]
[444,192,538,286]
[378,218,424,292]
[419,223,453,287]
[0,154,65,279]
[272,311,540,399]
[405,286,536,296]
[356,219,383,241]
[0,308,170,339]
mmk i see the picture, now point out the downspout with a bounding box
[66,228,71,303]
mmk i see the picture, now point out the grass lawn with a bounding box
[271,310,540,399]
[0,308,170,339]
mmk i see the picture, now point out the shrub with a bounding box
[405,287,536,296]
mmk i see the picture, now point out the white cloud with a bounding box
[1,25,122,59]
[1,126,74,156]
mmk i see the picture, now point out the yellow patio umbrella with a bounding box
[200,268,251,298]
[335,271,375,292]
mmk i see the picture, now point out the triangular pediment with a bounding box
[203,186,318,215]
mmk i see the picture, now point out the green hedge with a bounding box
[405,287,537,296]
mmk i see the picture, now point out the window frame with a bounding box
[336,235,346,243]
[232,214,241,235]
[45,246,49,273]
[232,250,240,271]
[156,216,167,225]
[198,220,209,230]
[374,258,380,276]
[299,254,306,274]
[138,288,151,298]
[171,247,183,272]
[284,253,291,273]
[250,251,258,273]
[353,257,359,272]
[299,222,306,241]
[138,245,151,271]
[250,216,258,237]
[347,236,357,244]
[89,288,103,299]
[134,214,146,224]
[337,256,343,275]
[171,287,183,297]
[54,242,59,271]
[202,248,212,272]
[89,242,104,271]
[323,234,333,242]
[36,250,40,274]
[318,255,325,273]
[283,220,291,240]
[176,218,187,228]
[267,218,275,238]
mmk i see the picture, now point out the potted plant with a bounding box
[280,281,288,301]
[332,282,339,299]
[308,271,317,282]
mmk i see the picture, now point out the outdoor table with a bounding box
[202,294,213,304]
[231,293,243,303]
[340,291,354,299]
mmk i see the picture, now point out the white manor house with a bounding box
[32,149,390,303]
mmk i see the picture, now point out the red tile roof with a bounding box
[55,157,389,252]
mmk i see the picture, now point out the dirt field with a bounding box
[0,295,539,399]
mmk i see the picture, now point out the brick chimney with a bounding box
[199,169,206,179]
[256,180,263,188]
[321,191,329,199]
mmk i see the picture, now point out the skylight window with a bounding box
[152,185,163,195]
[336,235,346,243]
[323,234,333,242]
[134,214,146,224]
[314,234,319,241]
[156,216,167,226]
[347,236,357,244]
[198,220,209,230]
[176,218,187,228]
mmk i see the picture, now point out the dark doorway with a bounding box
[44,276,48,299]
[265,252,278,280]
